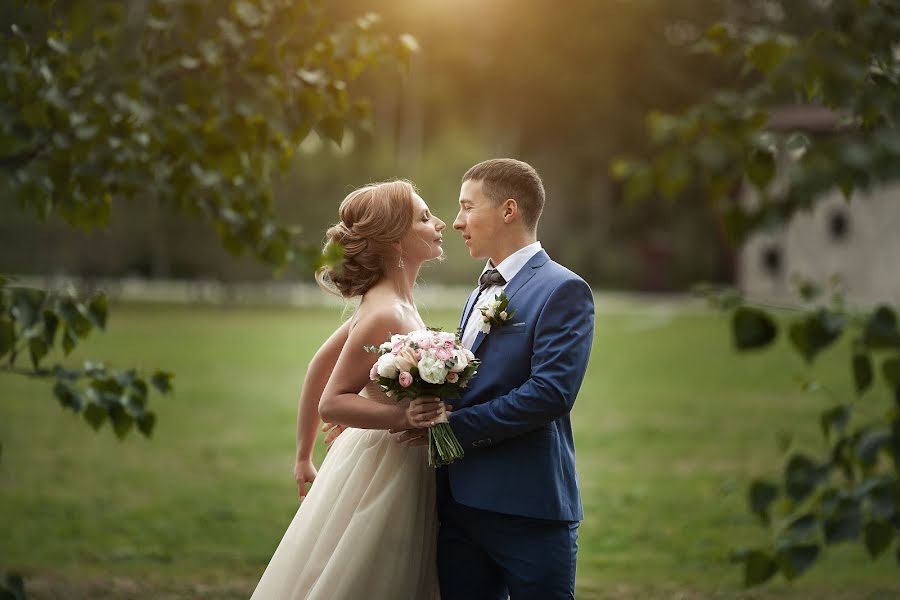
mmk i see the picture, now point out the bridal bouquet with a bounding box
[365,328,479,467]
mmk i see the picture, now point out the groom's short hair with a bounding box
[463,158,545,232]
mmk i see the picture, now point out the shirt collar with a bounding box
[481,241,543,284]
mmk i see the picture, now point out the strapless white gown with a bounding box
[250,386,440,600]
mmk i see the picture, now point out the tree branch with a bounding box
[0,141,48,170]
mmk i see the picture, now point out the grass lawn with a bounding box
[1,301,898,599]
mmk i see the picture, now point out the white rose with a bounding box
[483,306,496,319]
[376,353,400,379]
[479,321,492,334]
[417,353,449,384]
[449,349,468,373]
[463,348,475,361]
[500,311,508,320]
[379,341,393,352]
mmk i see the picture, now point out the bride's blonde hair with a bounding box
[316,180,416,298]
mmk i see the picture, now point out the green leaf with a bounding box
[0,318,15,359]
[823,496,863,544]
[609,159,635,180]
[28,337,49,368]
[109,404,133,439]
[59,299,92,338]
[863,306,900,349]
[745,148,776,189]
[317,114,345,146]
[137,411,157,437]
[788,311,844,363]
[11,289,45,329]
[234,1,264,27]
[779,513,819,546]
[856,429,890,467]
[775,544,819,581]
[796,280,822,302]
[83,402,106,430]
[820,405,850,440]
[748,480,779,524]
[743,550,777,587]
[852,353,873,396]
[864,520,893,558]
[151,370,174,395]
[62,327,77,355]
[42,310,60,347]
[746,34,796,74]
[47,35,69,54]
[53,382,83,412]
[732,307,777,351]
[87,293,108,329]
[859,478,897,521]
[785,454,828,502]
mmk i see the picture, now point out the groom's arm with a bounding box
[448,277,594,448]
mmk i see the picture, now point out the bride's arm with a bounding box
[318,309,429,430]
[294,319,352,497]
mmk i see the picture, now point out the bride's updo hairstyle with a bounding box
[316,180,416,298]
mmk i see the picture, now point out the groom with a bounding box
[436,158,594,599]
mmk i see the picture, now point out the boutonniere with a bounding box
[479,291,516,334]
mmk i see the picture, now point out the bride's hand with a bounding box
[321,421,345,447]
[404,395,446,429]
[392,402,452,447]
[294,458,318,500]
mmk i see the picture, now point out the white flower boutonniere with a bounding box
[478,291,516,334]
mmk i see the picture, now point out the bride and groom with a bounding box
[250,158,595,600]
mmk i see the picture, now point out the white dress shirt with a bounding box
[461,242,543,349]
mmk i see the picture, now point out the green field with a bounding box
[1,302,898,599]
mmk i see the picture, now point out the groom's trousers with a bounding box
[437,491,578,600]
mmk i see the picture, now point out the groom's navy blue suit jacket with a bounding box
[444,250,594,523]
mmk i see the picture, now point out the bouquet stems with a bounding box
[428,422,464,467]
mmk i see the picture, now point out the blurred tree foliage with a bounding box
[3,0,828,289]
[614,0,900,586]
[0,0,410,442]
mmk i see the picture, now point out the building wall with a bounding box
[739,182,900,306]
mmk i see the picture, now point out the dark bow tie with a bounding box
[478,269,506,293]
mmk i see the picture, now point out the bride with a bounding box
[250,180,447,599]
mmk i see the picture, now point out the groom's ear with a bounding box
[501,199,519,224]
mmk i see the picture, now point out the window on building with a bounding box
[762,245,782,277]
[828,209,850,242]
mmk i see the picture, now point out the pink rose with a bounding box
[399,371,413,388]
[435,347,452,361]
[446,372,459,384]
[418,337,432,350]
[369,361,379,381]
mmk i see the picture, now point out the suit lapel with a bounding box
[458,287,480,333]
[470,250,550,355]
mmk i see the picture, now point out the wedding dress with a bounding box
[250,382,440,600]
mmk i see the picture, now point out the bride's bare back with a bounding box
[318,280,426,431]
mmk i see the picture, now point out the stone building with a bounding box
[738,107,900,306]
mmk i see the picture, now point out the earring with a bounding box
[398,255,405,270]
